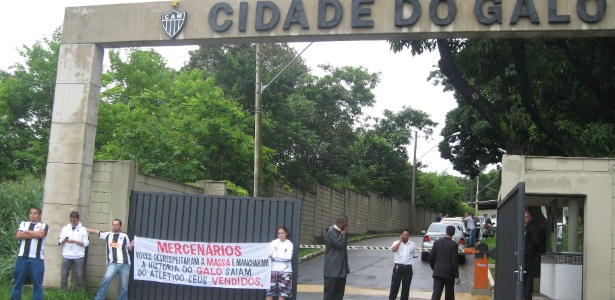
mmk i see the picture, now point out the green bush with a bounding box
[0,176,44,283]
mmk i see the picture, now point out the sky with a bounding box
[1,0,463,177]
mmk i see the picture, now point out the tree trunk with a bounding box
[437,39,524,154]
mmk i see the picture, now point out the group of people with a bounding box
[322,215,460,300]
[10,208,538,300]
[436,212,479,247]
[385,225,460,300]
[9,206,296,300]
[11,207,134,300]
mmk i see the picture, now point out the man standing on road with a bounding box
[388,229,419,300]
[323,215,350,300]
[11,207,49,300]
[58,211,89,291]
[523,211,541,300]
[88,219,134,300]
[429,225,460,300]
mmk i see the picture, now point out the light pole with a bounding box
[410,131,417,232]
[253,44,263,197]
[475,175,480,213]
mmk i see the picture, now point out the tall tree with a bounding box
[347,107,437,198]
[282,64,379,188]
[185,44,383,189]
[0,28,60,179]
[391,38,615,176]
[96,49,273,190]
[417,171,468,216]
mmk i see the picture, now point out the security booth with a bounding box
[497,155,608,300]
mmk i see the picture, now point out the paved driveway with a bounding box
[296,236,489,300]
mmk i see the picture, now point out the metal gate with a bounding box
[494,182,525,300]
[127,191,301,300]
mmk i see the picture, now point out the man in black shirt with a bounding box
[523,211,541,300]
[429,225,460,300]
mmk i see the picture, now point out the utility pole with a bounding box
[252,43,313,197]
[411,131,417,232]
[253,43,263,197]
[474,175,480,213]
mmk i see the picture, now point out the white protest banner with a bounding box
[134,236,271,289]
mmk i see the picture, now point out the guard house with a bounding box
[498,155,613,300]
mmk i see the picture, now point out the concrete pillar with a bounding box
[42,43,103,287]
[195,181,227,195]
[568,198,580,252]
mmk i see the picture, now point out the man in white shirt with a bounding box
[389,229,419,300]
[58,211,89,291]
[464,214,476,247]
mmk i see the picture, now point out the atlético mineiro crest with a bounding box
[161,2,187,39]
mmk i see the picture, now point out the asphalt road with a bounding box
[295,236,479,300]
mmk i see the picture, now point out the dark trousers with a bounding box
[61,257,85,291]
[323,277,346,300]
[523,255,535,300]
[431,276,455,300]
[389,264,413,300]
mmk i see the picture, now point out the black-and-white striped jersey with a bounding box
[17,221,49,259]
[99,231,131,265]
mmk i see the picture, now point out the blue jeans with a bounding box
[469,228,476,246]
[11,257,45,300]
[95,263,131,300]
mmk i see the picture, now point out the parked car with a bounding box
[440,217,469,237]
[421,222,467,264]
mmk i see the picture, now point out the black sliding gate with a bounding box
[494,182,525,300]
[127,191,301,300]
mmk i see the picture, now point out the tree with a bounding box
[347,107,437,198]
[438,104,505,178]
[477,169,500,202]
[96,49,274,190]
[391,38,615,176]
[281,64,379,188]
[0,28,61,179]
[417,171,467,216]
[184,43,309,116]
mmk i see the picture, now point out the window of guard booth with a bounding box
[547,198,584,253]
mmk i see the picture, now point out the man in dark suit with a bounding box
[429,225,460,300]
[524,210,541,300]
[323,215,350,300]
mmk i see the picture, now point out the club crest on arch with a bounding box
[161,6,187,39]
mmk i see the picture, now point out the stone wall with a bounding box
[84,161,227,298]
[76,160,434,297]
[269,181,435,245]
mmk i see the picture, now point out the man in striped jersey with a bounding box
[88,219,134,300]
[11,207,49,300]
